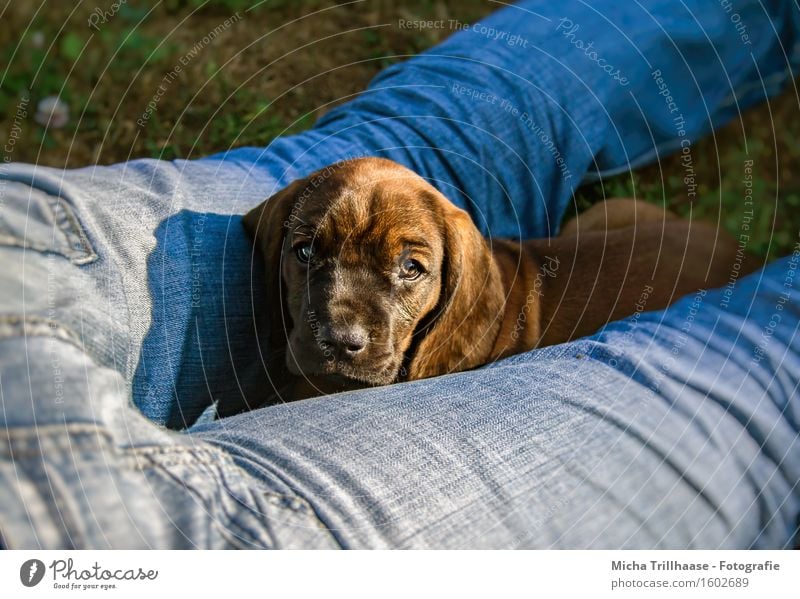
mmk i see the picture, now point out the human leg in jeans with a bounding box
[0,0,798,547]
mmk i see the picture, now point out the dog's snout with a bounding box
[319,324,369,356]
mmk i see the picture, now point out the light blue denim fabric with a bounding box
[0,0,799,548]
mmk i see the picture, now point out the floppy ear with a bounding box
[407,198,505,380]
[242,178,306,352]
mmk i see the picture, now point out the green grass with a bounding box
[574,109,800,262]
[1,0,798,259]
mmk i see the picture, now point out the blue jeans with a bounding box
[1,0,799,548]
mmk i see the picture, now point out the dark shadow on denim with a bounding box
[133,210,286,429]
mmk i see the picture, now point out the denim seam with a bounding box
[2,426,332,547]
[0,183,98,265]
[0,234,95,265]
[142,451,334,548]
[39,459,88,548]
[134,450,335,544]
[216,473,321,548]
[221,482,338,548]
[1,424,316,516]
[3,461,88,549]
[136,462,268,549]
[0,315,85,351]
[137,449,318,514]
[44,193,98,265]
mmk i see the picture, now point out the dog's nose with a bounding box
[319,324,369,356]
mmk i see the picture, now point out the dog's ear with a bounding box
[242,178,306,351]
[407,196,505,379]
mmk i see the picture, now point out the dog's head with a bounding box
[243,157,504,392]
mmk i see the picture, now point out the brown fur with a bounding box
[240,157,754,406]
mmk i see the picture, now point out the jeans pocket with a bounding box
[0,180,97,264]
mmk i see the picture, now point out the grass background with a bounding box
[1,0,798,259]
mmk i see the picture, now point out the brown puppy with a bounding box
[242,157,750,403]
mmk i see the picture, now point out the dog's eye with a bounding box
[399,258,424,281]
[294,242,313,264]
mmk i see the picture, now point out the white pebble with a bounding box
[35,96,69,128]
[30,31,45,49]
